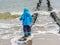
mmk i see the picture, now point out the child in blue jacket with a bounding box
[19,7,32,41]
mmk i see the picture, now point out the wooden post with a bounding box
[47,0,53,11]
[39,0,42,4]
[50,12,60,33]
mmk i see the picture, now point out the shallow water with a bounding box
[0,0,60,12]
[0,11,59,40]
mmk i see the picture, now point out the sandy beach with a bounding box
[0,11,60,45]
[32,33,60,45]
[0,39,11,45]
[0,0,60,45]
[0,33,60,45]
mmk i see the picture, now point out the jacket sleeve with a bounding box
[29,13,32,23]
[19,14,24,20]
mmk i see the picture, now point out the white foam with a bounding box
[0,23,14,28]
[10,34,34,45]
[33,11,50,15]
[1,34,14,39]
[10,12,23,15]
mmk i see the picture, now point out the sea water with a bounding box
[0,0,60,12]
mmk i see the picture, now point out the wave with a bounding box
[10,11,23,15]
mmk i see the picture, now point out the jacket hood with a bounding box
[24,7,29,12]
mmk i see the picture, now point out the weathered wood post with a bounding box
[35,0,42,11]
[47,0,53,11]
[50,12,60,33]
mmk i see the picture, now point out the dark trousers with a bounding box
[23,25,31,36]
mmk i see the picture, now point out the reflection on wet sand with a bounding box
[26,40,32,45]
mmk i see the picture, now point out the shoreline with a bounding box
[0,10,60,15]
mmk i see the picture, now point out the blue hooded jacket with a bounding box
[20,7,32,26]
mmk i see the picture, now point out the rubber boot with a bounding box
[28,33,31,37]
[18,35,28,41]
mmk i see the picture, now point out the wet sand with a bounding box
[0,33,60,45]
[0,39,11,45]
[32,33,60,45]
[0,11,60,45]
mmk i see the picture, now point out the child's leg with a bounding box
[23,25,28,37]
[18,26,27,41]
[27,25,31,36]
